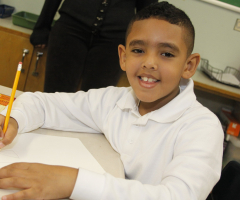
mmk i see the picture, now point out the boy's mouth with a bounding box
[138,76,160,83]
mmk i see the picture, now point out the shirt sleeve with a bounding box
[0,87,123,134]
[30,0,62,45]
[136,0,158,12]
[70,117,223,200]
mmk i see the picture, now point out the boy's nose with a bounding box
[141,56,158,70]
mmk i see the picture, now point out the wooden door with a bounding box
[0,27,33,91]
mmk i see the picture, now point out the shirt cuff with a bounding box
[70,168,106,200]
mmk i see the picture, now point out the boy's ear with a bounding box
[118,44,127,71]
[182,53,201,79]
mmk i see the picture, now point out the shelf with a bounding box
[193,70,240,102]
[0,16,32,35]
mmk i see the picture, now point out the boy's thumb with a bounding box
[0,128,4,148]
[0,138,5,149]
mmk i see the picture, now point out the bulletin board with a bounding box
[218,0,240,7]
[200,0,240,12]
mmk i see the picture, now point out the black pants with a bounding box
[44,20,124,92]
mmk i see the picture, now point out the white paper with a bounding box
[211,72,240,86]
[0,133,105,197]
[221,73,240,86]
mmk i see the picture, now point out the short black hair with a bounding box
[126,1,195,56]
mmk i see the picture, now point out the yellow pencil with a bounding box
[2,62,22,134]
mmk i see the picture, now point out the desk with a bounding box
[0,85,125,179]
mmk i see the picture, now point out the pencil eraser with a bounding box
[19,62,22,64]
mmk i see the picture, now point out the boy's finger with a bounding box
[0,177,43,200]
[0,132,16,148]
[0,130,3,141]
[0,141,5,149]
[0,115,5,139]
[0,177,30,189]
[0,163,31,180]
[0,129,17,149]
[1,188,33,200]
[0,118,18,149]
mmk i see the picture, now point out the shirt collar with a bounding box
[116,88,139,111]
[116,78,196,124]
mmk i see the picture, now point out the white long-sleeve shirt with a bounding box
[1,78,223,200]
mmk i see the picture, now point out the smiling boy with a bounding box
[119,15,197,115]
[0,2,223,200]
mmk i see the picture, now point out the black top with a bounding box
[30,0,157,45]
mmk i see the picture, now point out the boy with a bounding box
[0,2,223,200]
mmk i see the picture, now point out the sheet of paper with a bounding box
[221,73,240,86]
[212,73,240,86]
[0,133,105,197]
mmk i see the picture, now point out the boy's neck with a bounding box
[138,87,180,116]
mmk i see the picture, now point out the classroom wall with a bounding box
[166,0,240,113]
[0,0,44,15]
[168,0,240,71]
[1,0,239,71]
[0,0,61,19]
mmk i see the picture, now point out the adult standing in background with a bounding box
[30,0,157,92]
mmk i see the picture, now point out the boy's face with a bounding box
[119,18,199,110]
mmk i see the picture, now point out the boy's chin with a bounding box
[136,94,159,104]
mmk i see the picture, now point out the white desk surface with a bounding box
[0,85,125,179]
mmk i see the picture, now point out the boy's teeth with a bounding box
[141,77,157,82]
[142,77,148,81]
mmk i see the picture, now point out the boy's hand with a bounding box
[0,163,79,200]
[0,115,18,149]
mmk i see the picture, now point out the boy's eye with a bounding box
[162,52,174,57]
[132,49,144,53]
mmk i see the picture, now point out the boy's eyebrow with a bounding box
[128,40,180,53]
[158,42,180,53]
[129,39,145,47]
